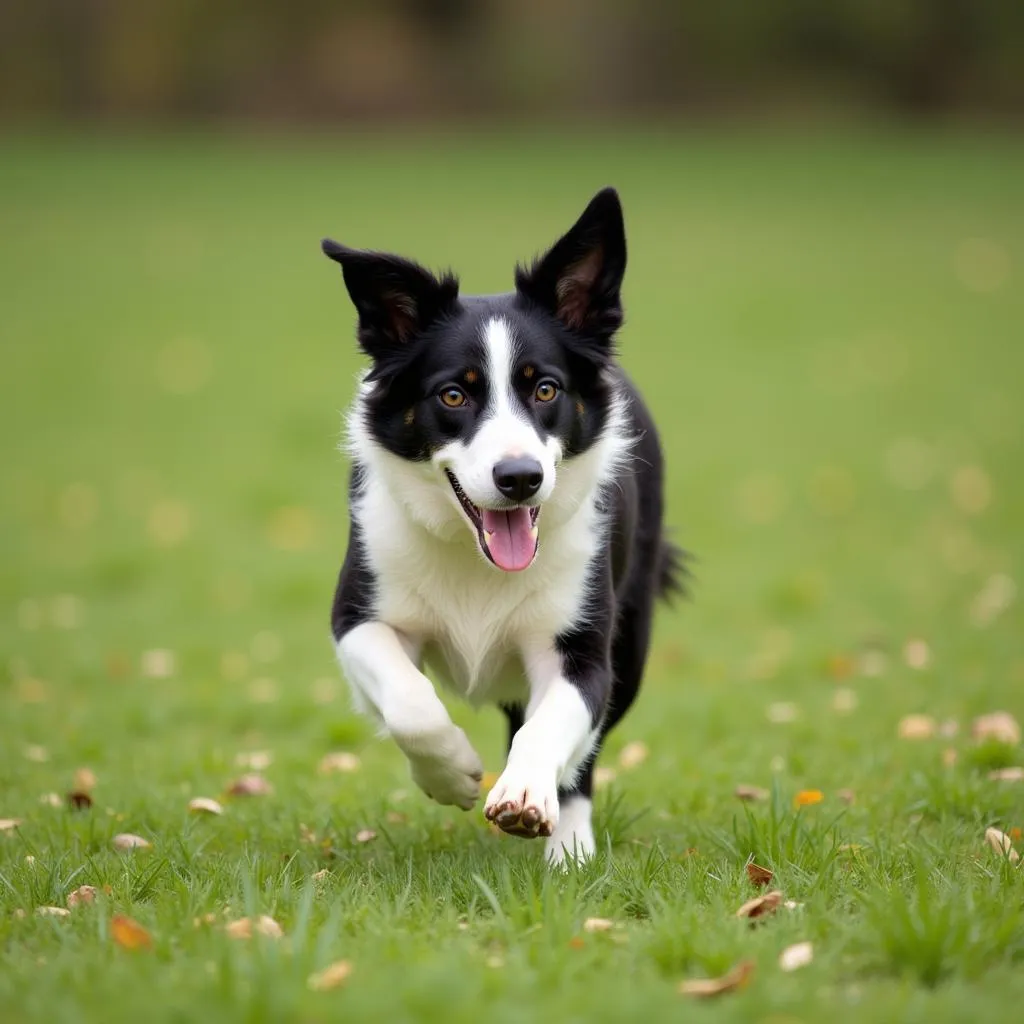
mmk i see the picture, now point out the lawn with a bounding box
[1,127,1023,1023]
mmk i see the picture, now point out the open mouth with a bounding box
[445,470,540,572]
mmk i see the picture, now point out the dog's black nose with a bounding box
[493,457,543,502]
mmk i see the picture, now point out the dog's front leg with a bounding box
[484,644,608,847]
[336,621,483,809]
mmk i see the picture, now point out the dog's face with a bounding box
[323,188,627,572]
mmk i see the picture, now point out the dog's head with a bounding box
[322,188,627,572]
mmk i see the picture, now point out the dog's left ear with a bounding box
[321,240,459,369]
[515,187,626,343]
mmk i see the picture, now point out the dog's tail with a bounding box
[656,536,690,604]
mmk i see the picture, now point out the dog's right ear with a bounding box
[321,240,459,374]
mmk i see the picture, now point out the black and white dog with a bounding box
[321,189,681,864]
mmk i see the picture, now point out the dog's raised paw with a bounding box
[483,773,559,838]
[397,724,484,810]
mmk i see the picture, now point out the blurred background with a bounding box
[2,0,1023,123]
[1,1,1022,786]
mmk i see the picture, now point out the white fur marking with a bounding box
[546,796,595,866]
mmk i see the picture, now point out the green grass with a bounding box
[1,127,1023,1023]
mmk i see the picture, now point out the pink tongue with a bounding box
[481,508,537,571]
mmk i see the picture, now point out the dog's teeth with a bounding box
[529,527,538,541]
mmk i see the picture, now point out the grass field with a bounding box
[1,127,1023,1023]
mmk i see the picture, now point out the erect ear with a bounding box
[321,240,459,370]
[515,187,626,341]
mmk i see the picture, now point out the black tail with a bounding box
[656,537,690,603]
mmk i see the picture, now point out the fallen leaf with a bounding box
[583,917,615,933]
[66,885,98,908]
[618,741,649,770]
[111,914,153,949]
[308,960,353,991]
[736,890,783,921]
[188,797,224,815]
[318,751,362,775]
[481,771,500,790]
[140,648,176,679]
[235,750,272,771]
[23,744,49,763]
[984,827,1020,863]
[112,833,151,851]
[779,941,814,972]
[678,960,755,998]
[74,767,97,791]
[40,792,62,808]
[837,788,856,805]
[831,688,858,713]
[225,915,283,939]
[37,905,71,919]
[767,702,799,724]
[988,767,1024,782]
[898,714,936,740]
[568,936,586,949]
[0,818,21,832]
[1010,827,1022,842]
[227,773,273,797]
[67,790,93,810]
[903,639,931,670]
[593,766,617,788]
[193,913,217,927]
[735,784,769,802]
[312,869,331,882]
[746,862,773,886]
[794,789,824,808]
[972,712,1021,746]
[355,829,377,844]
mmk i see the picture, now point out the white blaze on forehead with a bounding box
[481,315,521,424]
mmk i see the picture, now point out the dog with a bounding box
[321,188,682,864]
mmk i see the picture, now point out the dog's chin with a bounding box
[444,470,540,572]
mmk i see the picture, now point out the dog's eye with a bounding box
[439,386,468,409]
[534,380,559,403]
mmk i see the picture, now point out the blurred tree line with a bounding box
[1,0,1021,123]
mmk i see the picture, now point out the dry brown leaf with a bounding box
[111,914,153,950]
[74,767,97,791]
[746,862,773,886]
[903,639,931,670]
[67,790,93,810]
[678,960,755,998]
[66,885,98,909]
[837,788,856,805]
[318,751,361,775]
[140,648,176,679]
[355,829,377,844]
[988,767,1024,782]
[40,792,62,808]
[984,827,1021,863]
[972,712,1021,746]
[568,936,586,949]
[188,797,224,816]
[225,915,283,940]
[583,917,615,933]
[736,890,783,921]
[593,766,618,788]
[618,741,649,770]
[898,714,936,740]
[36,906,71,918]
[0,818,21,832]
[307,960,353,991]
[735,784,769,802]
[112,832,151,851]
[779,941,814,971]
[227,773,274,797]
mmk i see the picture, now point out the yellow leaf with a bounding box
[307,960,353,991]
[794,789,824,808]
[67,885,98,909]
[318,752,361,775]
[678,960,755,998]
[745,862,773,887]
[973,712,1021,746]
[898,714,936,740]
[188,797,224,815]
[618,741,649,770]
[355,829,377,844]
[112,833,151,851]
[481,771,500,790]
[225,915,283,939]
[984,827,1021,863]
[0,818,22,832]
[112,914,153,950]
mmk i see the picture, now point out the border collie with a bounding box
[321,188,682,864]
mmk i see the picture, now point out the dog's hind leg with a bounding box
[546,760,597,866]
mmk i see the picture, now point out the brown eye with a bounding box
[535,380,559,403]
[439,386,467,408]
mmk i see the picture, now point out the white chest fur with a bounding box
[353,462,602,706]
